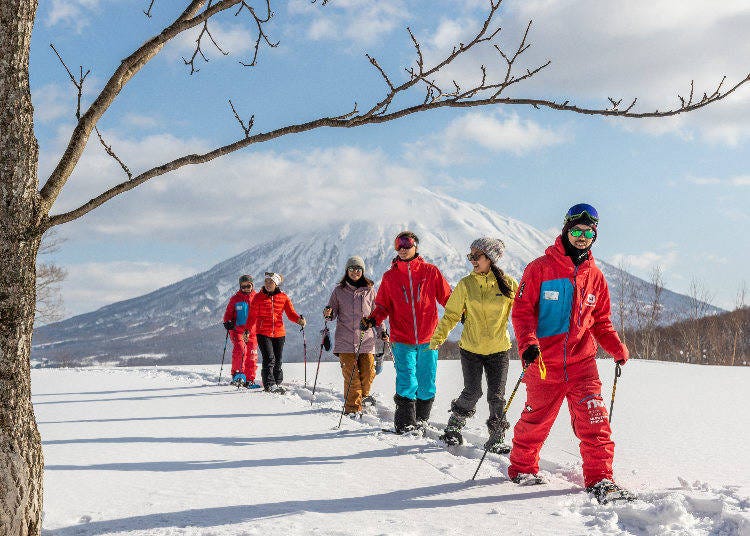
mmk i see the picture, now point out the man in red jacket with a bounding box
[362,231,451,433]
[509,203,633,504]
[222,275,260,388]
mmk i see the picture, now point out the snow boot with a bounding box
[415,397,434,425]
[245,380,261,389]
[393,394,417,434]
[484,417,511,454]
[439,413,467,446]
[512,473,547,486]
[362,395,376,407]
[586,479,636,504]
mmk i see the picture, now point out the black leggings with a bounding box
[257,334,286,387]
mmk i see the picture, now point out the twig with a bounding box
[228,99,254,137]
[50,44,90,120]
[94,127,132,179]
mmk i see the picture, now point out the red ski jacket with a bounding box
[512,236,628,384]
[371,256,452,345]
[223,290,257,337]
[248,288,301,338]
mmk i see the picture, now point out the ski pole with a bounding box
[311,322,329,405]
[217,330,230,386]
[337,330,365,428]
[301,323,308,387]
[471,365,526,481]
[609,362,622,423]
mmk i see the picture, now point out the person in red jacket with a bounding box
[508,203,633,504]
[249,272,305,393]
[362,231,451,433]
[222,275,259,388]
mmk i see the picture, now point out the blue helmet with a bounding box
[564,203,599,226]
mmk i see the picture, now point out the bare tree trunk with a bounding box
[1,1,44,534]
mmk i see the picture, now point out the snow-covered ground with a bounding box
[34,360,749,535]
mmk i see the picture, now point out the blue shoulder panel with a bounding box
[235,301,249,327]
[537,278,573,338]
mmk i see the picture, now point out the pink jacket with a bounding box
[326,282,378,354]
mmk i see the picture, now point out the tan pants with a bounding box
[338,352,375,412]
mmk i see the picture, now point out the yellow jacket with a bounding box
[430,270,518,355]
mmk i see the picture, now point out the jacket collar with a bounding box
[261,287,282,297]
[546,235,595,273]
[391,255,424,274]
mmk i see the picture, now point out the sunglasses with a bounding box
[347,266,363,272]
[466,252,484,261]
[569,228,596,239]
[394,236,416,251]
[240,283,254,288]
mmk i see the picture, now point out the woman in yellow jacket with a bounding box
[429,237,518,451]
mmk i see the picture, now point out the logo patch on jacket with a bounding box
[518,282,525,298]
[543,290,559,301]
[586,293,596,306]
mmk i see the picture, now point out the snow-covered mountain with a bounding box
[32,188,720,366]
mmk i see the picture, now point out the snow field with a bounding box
[33,360,749,535]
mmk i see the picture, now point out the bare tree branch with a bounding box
[229,99,254,137]
[39,0,246,216]
[94,127,132,179]
[183,1,230,74]
[50,44,90,120]
[40,0,750,232]
[237,0,279,67]
[144,0,156,17]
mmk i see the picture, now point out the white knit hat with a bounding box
[470,237,506,265]
[264,272,283,286]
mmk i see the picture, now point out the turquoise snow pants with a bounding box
[391,342,438,400]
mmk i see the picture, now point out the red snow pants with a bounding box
[508,376,614,488]
[230,331,258,381]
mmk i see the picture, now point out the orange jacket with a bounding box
[249,288,301,338]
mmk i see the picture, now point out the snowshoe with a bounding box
[586,479,637,504]
[439,428,463,446]
[362,395,376,407]
[230,372,247,387]
[382,424,423,436]
[268,384,286,394]
[346,411,363,420]
[245,380,261,389]
[512,473,548,486]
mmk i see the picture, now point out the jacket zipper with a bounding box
[407,263,419,344]
[269,296,276,337]
[563,265,580,382]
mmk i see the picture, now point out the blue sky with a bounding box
[31,1,749,316]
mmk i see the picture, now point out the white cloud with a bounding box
[61,261,197,315]
[46,0,101,31]
[418,1,750,145]
[405,110,568,165]
[685,175,750,187]
[166,20,256,64]
[610,249,678,273]
[287,0,409,46]
[32,84,73,123]
[41,127,428,243]
[122,113,160,129]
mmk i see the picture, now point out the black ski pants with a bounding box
[453,348,510,427]
[257,334,285,388]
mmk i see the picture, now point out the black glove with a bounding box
[223,321,235,331]
[360,316,375,330]
[380,328,389,341]
[521,345,540,366]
